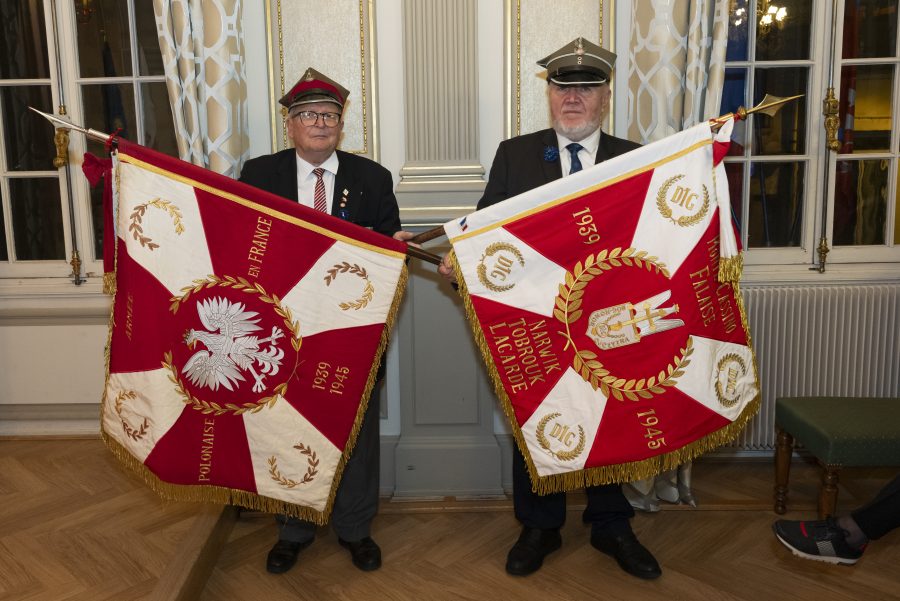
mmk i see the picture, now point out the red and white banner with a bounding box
[101,140,407,522]
[445,121,759,494]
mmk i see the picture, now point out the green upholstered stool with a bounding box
[774,396,900,518]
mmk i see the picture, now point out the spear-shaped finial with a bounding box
[709,93,804,126]
[28,106,113,144]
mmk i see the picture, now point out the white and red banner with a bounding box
[445,121,759,494]
[100,140,407,522]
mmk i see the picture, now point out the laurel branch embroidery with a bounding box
[476,242,525,293]
[553,248,693,401]
[268,443,319,488]
[168,275,302,353]
[535,412,586,461]
[655,175,710,228]
[114,390,149,441]
[128,198,185,250]
[163,351,289,415]
[323,262,374,311]
[714,353,747,408]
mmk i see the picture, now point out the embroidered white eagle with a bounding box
[182,296,285,393]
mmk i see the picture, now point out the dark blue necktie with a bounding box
[566,142,584,175]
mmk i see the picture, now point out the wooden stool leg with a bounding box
[774,428,793,514]
[818,465,840,519]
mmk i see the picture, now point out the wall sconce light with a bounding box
[74,0,95,24]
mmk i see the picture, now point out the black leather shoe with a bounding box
[266,539,312,574]
[505,527,562,576]
[591,531,661,580]
[338,536,382,571]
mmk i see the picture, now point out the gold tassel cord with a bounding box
[718,254,744,284]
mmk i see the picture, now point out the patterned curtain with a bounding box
[623,0,729,509]
[626,0,729,143]
[153,0,249,177]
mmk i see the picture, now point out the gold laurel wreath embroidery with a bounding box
[477,242,525,293]
[128,198,185,250]
[168,274,302,353]
[114,390,149,441]
[715,353,747,408]
[163,351,289,415]
[655,175,711,228]
[553,248,693,401]
[535,412,586,461]
[323,262,374,311]
[268,443,319,488]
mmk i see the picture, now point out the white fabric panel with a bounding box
[630,124,716,277]
[451,227,567,317]
[243,398,342,511]
[520,368,609,477]
[117,160,215,294]
[280,239,405,338]
[674,335,757,422]
[103,369,188,463]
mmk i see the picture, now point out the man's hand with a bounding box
[392,230,418,245]
[437,253,457,284]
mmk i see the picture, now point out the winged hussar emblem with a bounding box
[182,296,285,393]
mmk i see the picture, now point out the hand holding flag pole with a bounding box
[29,106,442,266]
[409,93,804,246]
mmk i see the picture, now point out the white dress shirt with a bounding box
[556,127,602,176]
[295,152,340,213]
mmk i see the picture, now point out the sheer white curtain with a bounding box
[624,0,730,510]
[627,0,729,143]
[153,0,249,177]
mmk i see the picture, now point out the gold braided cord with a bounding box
[718,253,744,283]
[103,271,117,295]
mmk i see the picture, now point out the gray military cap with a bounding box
[537,37,616,86]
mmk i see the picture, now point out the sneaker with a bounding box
[772,518,865,565]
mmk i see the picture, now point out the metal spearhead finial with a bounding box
[28,106,112,143]
[709,93,804,127]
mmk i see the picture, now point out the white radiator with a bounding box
[730,284,900,450]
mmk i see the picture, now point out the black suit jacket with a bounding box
[477,128,640,209]
[238,148,401,237]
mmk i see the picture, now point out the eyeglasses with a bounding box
[292,110,341,127]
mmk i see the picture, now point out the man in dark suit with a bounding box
[240,67,411,575]
[439,37,661,580]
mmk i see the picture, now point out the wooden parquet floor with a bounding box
[1,439,898,601]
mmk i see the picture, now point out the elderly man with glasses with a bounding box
[240,67,412,575]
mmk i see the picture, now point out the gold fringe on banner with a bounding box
[98,166,410,524]
[718,253,744,283]
[100,264,409,524]
[451,251,762,496]
[102,271,117,295]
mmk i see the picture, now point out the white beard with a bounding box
[553,117,601,142]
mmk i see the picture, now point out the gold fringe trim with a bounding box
[718,253,743,283]
[451,252,763,495]
[99,151,410,522]
[103,271,117,295]
[99,265,409,525]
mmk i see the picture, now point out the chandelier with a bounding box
[731,0,788,33]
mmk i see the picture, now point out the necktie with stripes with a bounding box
[313,167,327,213]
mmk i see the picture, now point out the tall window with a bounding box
[0,0,176,281]
[721,0,900,271]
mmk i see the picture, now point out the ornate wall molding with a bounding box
[504,0,609,139]
[265,0,378,159]
[397,0,484,191]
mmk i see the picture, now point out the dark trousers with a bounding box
[275,391,380,543]
[852,472,900,541]
[512,445,634,534]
